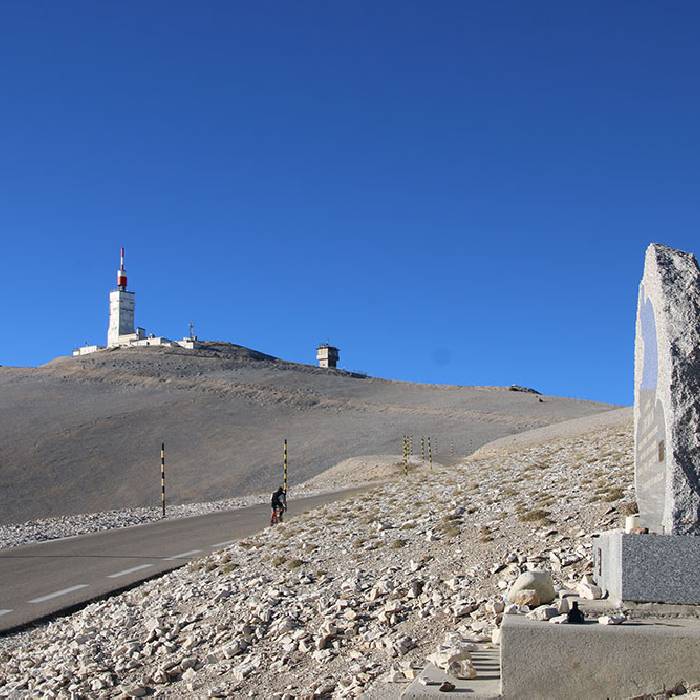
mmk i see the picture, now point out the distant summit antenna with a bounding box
[117,247,127,290]
[189,321,196,340]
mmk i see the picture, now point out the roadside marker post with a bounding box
[283,439,288,493]
[402,435,409,477]
[420,436,425,463]
[428,437,433,470]
[160,442,166,518]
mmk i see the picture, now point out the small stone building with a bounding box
[316,344,340,369]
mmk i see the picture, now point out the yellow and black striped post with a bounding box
[160,442,165,518]
[428,437,433,470]
[420,436,425,462]
[402,435,408,477]
[283,439,288,493]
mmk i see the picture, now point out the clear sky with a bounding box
[1,1,698,405]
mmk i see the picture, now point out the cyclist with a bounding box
[270,485,287,525]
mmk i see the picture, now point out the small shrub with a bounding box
[287,559,304,570]
[519,509,551,523]
[618,500,639,516]
[603,488,625,502]
[390,539,407,548]
[441,514,461,523]
[442,526,460,539]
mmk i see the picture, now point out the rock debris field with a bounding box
[1,419,638,699]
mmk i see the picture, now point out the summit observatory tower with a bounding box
[107,247,136,347]
[74,247,198,356]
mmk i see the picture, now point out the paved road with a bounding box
[0,487,367,635]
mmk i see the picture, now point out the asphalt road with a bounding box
[0,487,367,635]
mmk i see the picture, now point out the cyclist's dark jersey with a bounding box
[271,489,286,508]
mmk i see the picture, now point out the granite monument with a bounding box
[594,242,700,604]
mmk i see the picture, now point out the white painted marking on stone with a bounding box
[0,609,13,617]
[28,584,89,603]
[210,540,237,548]
[107,564,153,578]
[165,549,202,560]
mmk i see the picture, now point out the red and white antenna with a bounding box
[117,247,127,290]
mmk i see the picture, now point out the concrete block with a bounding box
[593,530,700,605]
[501,613,700,699]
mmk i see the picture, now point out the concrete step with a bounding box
[400,645,501,699]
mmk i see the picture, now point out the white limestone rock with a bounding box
[549,614,570,624]
[511,589,539,607]
[525,605,559,622]
[577,579,603,600]
[507,570,556,605]
[598,614,626,625]
[394,636,416,655]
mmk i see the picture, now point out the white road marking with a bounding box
[107,564,154,578]
[28,584,89,603]
[210,540,237,548]
[165,549,202,560]
[0,609,13,617]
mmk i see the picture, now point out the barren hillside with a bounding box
[0,405,637,699]
[0,342,614,523]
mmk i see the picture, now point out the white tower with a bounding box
[107,247,136,347]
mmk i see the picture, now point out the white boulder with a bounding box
[507,570,556,605]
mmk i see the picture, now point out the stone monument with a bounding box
[594,243,700,604]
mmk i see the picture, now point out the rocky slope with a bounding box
[0,342,614,523]
[0,410,636,698]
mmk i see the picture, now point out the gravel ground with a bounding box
[0,418,644,699]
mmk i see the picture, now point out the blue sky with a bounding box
[1,1,698,405]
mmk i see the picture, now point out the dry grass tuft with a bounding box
[518,509,551,523]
